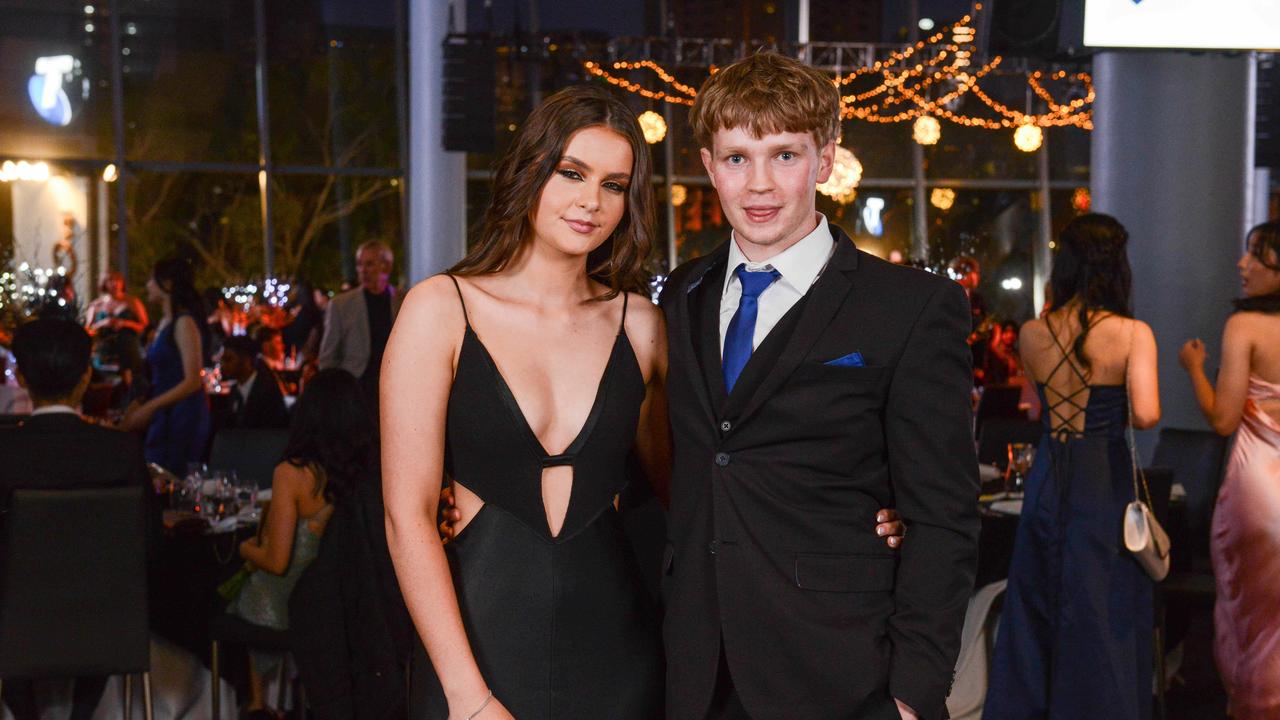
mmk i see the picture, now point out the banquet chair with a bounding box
[209,428,291,490]
[1152,428,1228,565]
[209,613,299,719]
[0,486,153,720]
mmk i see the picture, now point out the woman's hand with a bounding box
[118,400,155,433]
[1179,338,1207,371]
[876,509,906,549]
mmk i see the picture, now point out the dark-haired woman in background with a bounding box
[120,257,211,474]
[985,213,1161,720]
[230,368,373,716]
[1178,221,1280,720]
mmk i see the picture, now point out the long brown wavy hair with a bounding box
[449,84,654,299]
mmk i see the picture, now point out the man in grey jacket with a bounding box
[318,240,400,410]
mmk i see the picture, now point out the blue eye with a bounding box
[778,152,796,161]
[726,155,745,165]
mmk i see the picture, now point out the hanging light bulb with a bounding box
[637,110,667,144]
[102,163,118,182]
[1014,122,1043,152]
[930,187,956,211]
[816,145,863,205]
[669,183,687,207]
[913,115,941,146]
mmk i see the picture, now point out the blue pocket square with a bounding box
[824,351,865,367]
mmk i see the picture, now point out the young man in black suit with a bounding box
[0,318,157,720]
[658,52,981,720]
[217,335,290,430]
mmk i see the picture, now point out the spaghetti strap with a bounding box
[445,273,472,329]
[618,292,630,335]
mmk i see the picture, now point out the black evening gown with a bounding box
[411,278,663,719]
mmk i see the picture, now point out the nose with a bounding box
[1238,253,1251,272]
[576,185,601,212]
[747,159,774,193]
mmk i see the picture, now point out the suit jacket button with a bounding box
[708,540,718,555]
[714,452,730,467]
[720,420,732,433]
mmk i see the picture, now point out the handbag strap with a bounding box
[1124,321,1153,507]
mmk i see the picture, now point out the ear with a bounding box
[815,140,836,185]
[699,147,717,190]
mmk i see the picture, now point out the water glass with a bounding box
[1006,442,1035,493]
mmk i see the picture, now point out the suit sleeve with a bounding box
[884,280,981,720]
[317,300,340,371]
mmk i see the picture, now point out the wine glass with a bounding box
[1006,443,1035,493]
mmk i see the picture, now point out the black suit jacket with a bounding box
[658,226,980,720]
[227,365,290,430]
[0,412,160,565]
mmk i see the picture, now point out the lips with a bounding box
[564,218,597,234]
[743,206,781,223]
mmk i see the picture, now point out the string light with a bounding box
[583,8,1093,142]
[637,110,668,143]
[102,163,118,182]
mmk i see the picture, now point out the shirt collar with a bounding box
[31,404,78,417]
[723,214,834,298]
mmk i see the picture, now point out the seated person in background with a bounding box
[226,370,371,718]
[984,321,1024,386]
[255,326,286,372]
[218,335,289,430]
[0,317,157,720]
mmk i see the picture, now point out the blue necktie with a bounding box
[723,264,780,393]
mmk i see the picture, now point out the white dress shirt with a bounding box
[237,371,258,407]
[719,214,836,357]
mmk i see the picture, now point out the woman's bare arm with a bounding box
[1127,320,1161,429]
[381,277,509,718]
[240,463,303,574]
[1181,315,1251,436]
[120,315,204,431]
[628,297,672,508]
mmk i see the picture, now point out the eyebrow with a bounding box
[720,144,806,155]
[561,155,630,182]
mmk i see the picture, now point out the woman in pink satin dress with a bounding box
[1179,220,1280,720]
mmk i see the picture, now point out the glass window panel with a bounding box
[123,171,261,294]
[265,0,401,168]
[275,173,403,291]
[0,1,116,160]
[118,0,258,163]
[926,188,1037,323]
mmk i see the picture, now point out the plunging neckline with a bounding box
[464,327,624,462]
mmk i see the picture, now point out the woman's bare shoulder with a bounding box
[396,275,468,336]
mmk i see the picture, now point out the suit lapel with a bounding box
[730,228,861,429]
[674,243,729,424]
